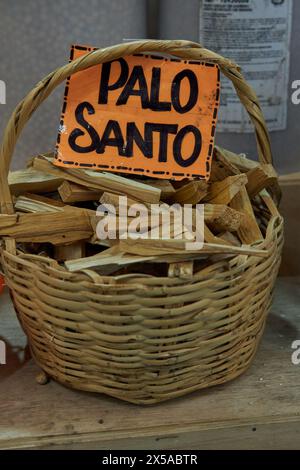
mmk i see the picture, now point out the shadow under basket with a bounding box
[0,40,283,404]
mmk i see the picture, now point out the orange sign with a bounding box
[54,45,220,180]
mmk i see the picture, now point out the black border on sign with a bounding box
[55,44,221,181]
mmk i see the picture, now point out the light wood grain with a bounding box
[58,181,102,203]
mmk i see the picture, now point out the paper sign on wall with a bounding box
[54,45,220,180]
[199,0,293,132]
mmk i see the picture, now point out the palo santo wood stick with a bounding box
[32,154,161,203]
[230,186,263,244]
[0,207,93,244]
[205,174,248,205]
[14,194,98,250]
[58,181,102,203]
[119,238,267,257]
[14,193,65,213]
[168,180,208,204]
[259,189,281,218]
[246,164,277,197]
[8,168,63,194]
[100,192,140,210]
[135,178,176,200]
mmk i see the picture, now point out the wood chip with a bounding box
[205,174,248,205]
[230,186,263,244]
[8,168,63,194]
[136,178,175,200]
[210,146,241,181]
[32,154,161,203]
[58,181,102,203]
[204,204,244,232]
[246,164,277,197]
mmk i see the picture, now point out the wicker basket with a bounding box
[0,40,283,404]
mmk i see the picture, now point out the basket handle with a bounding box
[0,39,274,215]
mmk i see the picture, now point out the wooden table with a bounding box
[0,277,300,450]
